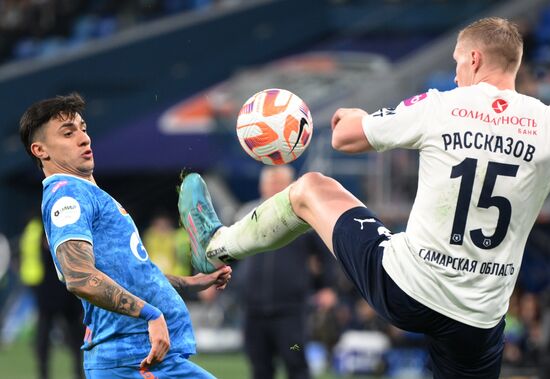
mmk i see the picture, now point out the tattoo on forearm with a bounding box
[57,241,142,317]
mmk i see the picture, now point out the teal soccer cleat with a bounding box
[178,173,227,274]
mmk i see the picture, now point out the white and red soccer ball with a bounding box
[236,88,313,165]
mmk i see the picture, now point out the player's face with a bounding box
[260,168,293,198]
[453,40,473,87]
[33,112,94,178]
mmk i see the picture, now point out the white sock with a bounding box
[206,186,310,261]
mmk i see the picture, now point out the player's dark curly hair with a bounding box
[19,92,85,168]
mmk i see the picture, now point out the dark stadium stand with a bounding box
[0,0,218,64]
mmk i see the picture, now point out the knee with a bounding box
[298,171,330,188]
[290,172,333,209]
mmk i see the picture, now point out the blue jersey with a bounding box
[41,174,195,369]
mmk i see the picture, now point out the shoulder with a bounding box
[42,176,98,215]
[514,91,548,110]
[421,85,501,110]
[430,85,489,99]
[43,175,96,200]
[398,89,442,110]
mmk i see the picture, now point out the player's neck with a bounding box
[43,167,96,184]
[475,71,516,91]
[481,79,515,91]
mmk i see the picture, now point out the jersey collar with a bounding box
[476,82,517,95]
[43,173,97,187]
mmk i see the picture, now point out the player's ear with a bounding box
[30,141,49,161]
[471,50,482,72]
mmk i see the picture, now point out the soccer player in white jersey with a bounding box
[179,17,550,378]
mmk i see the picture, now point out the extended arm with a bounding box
[56,240,170,368]
[331,108,374,153]
[166,266,232,295]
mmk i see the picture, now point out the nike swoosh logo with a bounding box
[291,118,308,153]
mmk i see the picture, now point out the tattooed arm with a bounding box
[56,239,171,369]
[165,266,232,295]
[56,239,144,317]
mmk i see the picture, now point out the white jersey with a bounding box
[362,82,550,328]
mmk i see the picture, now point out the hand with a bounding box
[140,314,170,369]
[331,108,367,130]
[189,266,232,292]
[331,108,371,153]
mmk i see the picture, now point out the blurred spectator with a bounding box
[516,64,539,98]
[519,292,543,366]
[309,284,342,361]
[516,64,550,104]
[0,232,9,283]
[234,165,336,379]
[513,13,550,105]
[503,290,525,366]
[538,289,550,378]
[0,232,11,316]
[19,216,84,379]
[503,289,548,372]
[352,300,388,332]
[143,212,191,276]
[174,227,193,276]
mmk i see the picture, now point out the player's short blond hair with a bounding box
[458,17,523,73]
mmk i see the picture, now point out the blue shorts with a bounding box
[332,206,505,379]
[84,354,216,379]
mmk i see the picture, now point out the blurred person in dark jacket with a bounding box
[538,289,550,378]
[19,216,84,379]
[234,166,335,379]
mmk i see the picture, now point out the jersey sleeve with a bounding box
[42,181,96,279]
[362,89,438,152]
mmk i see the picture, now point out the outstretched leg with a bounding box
[289,172,364,254]
[178,172,364,272]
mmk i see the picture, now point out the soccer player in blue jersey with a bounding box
[19,93,231,379]
[178,18,550,379]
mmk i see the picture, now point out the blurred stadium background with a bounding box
[1,0,550,378]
